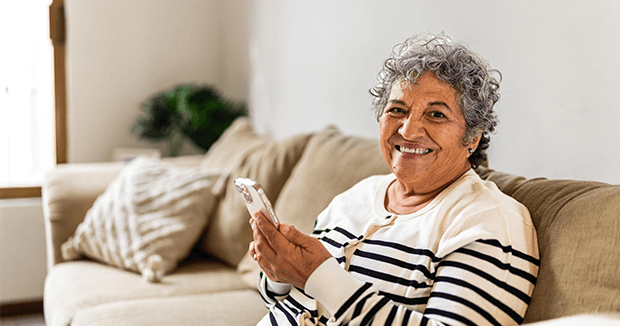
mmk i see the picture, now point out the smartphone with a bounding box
[234,177,280,227]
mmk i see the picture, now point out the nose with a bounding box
[398,116,426,140]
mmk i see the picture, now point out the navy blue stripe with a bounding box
[352,292,374,321]
[456,247,537,284]
[420,316,429,326]
[275,301,297,325]
[319,315,329,325]
[294,287,314,300]
[379,291,429,306]
[401,309,412,326]
[319,236,343,248]
[354,249,434,279]
[265,287,285,301]
[334,226,358,239]
[268,311,278,326]
[349,265,432,288]
[476,239,540,266]
[360,296,390,326]
[429,292,501,326]
[439,260,531,304]
[425,308,476,326]
[258,289,271,306]
[336,256,346,264]
[312,228,328,235]
[334,283,373,320]
[385,306,398,326]
[281,299,300,316]
[363,239,440,262]
[435,276,523,324]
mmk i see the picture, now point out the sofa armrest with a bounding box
[42,155,204,271]
[43,162,124,270]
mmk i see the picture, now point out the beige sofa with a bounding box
[43,118,620,326]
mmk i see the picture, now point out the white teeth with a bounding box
[397,145,431,154]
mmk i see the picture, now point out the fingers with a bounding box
[250,213,281,279]
[249,212,332,288]
[249,241,279,281]
[252,212,288,250]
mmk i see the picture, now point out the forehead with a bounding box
[388,72,458,104]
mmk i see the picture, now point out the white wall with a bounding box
[249,0,620,184]
[64,0,620,183]
[65,0,246,162]
[0,199,47,303]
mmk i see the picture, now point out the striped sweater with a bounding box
[257,169,539,326]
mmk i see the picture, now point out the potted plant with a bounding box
[132,84,247,156]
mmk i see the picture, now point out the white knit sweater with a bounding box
[257,169,539,326]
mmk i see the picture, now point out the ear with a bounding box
[467,133,482,155]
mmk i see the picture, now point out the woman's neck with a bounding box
[384,168,470,215]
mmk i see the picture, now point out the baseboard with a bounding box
[0,299,43,316]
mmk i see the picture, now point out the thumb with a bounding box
[280,224,305,244]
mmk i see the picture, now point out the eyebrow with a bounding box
[428,101,453,112]
[388,99,408,106]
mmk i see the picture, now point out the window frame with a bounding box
[0,0,66,200]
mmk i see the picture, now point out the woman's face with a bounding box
[379,71,480,194]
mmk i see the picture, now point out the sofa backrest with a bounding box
[475,167,620,323]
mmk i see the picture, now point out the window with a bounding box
[0,0,65,199]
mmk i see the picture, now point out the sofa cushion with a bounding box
[44,254,250,326]
[70,290,266,326]
[521,313,620,326]
[199,118,312,266]
[60,157,218,282]
[476,167,620,323]
[238,125,392,287]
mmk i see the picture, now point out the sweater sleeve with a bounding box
[257,270,292,309]
[305,239,539,326]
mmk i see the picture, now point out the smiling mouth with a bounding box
[395,145,432,154]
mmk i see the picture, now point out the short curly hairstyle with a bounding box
[370,33,500,167]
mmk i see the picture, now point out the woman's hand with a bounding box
[249,212,332,289]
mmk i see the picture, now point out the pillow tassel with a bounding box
[142,254,164,283]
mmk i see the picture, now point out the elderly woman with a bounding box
[249,33,539,326]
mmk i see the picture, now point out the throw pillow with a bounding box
[237,125,393,288]
[61,157,218,282]
[198,117,312,266]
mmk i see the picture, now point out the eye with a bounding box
[386,107,407,115]
[428,111,446,119]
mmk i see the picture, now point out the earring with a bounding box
[468,148,474,154]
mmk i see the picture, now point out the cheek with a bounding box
[431,126,468,153]
[378,119,395,159]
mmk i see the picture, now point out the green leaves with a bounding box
[132,84,248,156]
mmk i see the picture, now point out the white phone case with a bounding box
[234,177,280,227]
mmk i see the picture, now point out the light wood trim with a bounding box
[0,187,42,199]
[50,0,67,164]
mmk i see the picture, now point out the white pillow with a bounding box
[61,157,219,282]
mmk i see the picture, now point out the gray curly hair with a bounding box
[370,33,500,167]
